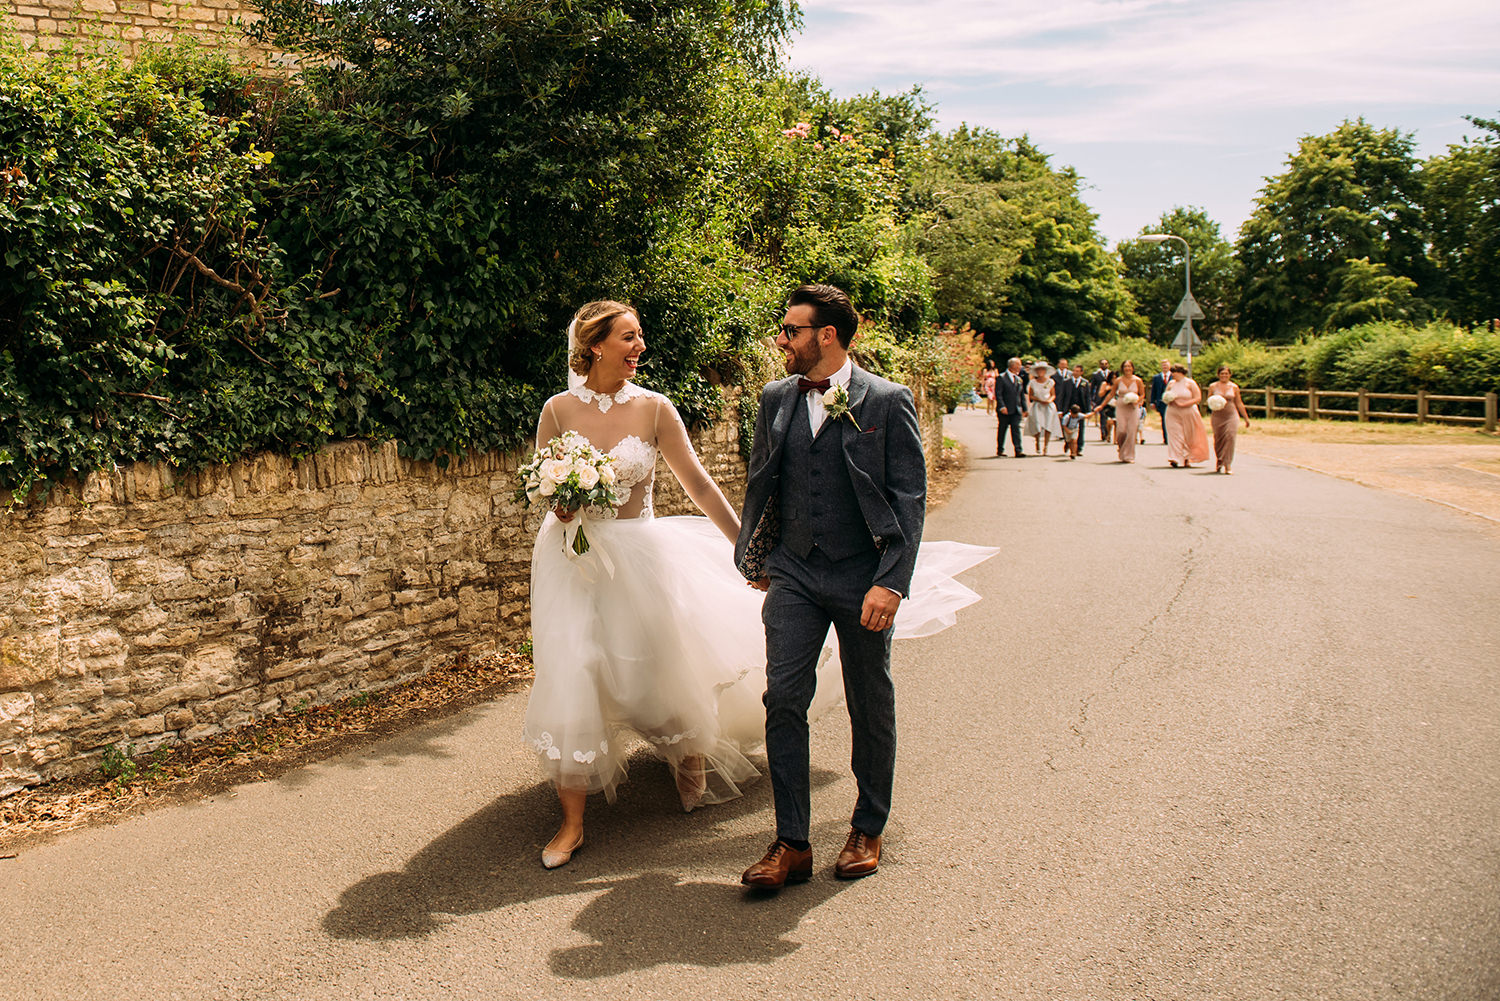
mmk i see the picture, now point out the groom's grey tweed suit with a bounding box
[735,364,926,842]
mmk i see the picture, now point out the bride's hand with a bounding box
[553,506,576,523]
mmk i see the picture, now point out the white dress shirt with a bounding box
[807,357,854,435]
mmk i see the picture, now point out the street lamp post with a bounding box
[1139,233,1202,372]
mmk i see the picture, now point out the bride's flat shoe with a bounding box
[541,832,584,870]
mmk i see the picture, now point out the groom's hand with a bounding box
[749,577,770,592]
[860,587,901,632]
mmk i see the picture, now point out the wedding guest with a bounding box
[994,357,1028,457]
[1061,405,1085,458]
[1093,359,1146,463]
[981,360,999,417]
[1163,364,1213,468]
[1206,365,1251,474]
[1053,358,1079,419]
[1093,370,1117,443]
[1150,358,1172,445]
[1023,363,1061,455]
[1088,358,1114,441]
[1070,364,1089,454]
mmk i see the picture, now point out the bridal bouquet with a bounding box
[515,432,620,556]
[1161,388,1179,404]
[1120,391,1140,405]
[1206,394,1227,411]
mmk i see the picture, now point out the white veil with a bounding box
[566,316,585,390]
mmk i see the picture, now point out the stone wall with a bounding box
[2,0,291,72]
[0,387,939,798]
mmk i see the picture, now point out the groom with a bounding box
[735,284,927,888]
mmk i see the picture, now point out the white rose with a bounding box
[1207,394,1227,411]
[576,464,600,489]
[599,463,618,485]
[1162,389,1178,403]
[540,457,569,483]
[538,476,558,497]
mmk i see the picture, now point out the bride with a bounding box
[524,300,996,869]
[524,300,764,868]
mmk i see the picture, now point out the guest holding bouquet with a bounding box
[1206,365,1251,474]
[1092,359,1146,463]
[1162,364,1213,468]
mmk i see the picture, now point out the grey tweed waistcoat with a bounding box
[777,401,875,562]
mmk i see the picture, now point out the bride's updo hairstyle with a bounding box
[570,300,639,377]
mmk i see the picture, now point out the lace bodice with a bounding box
[592,434,657,519]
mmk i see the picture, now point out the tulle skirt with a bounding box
[522,513,996,807]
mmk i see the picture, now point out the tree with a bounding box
[1237,119,1430,341]
[1324,258,1421,328]
[1424,115,1500,328]
[1118,207,1239,343]
[910,127,1144,360]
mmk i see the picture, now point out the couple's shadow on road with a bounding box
[322,757,851,977]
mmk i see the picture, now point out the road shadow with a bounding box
[323,754,849,974]
[547,850,851,978]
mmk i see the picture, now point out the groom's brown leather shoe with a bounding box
[741,841,813,888]
[834,829,882,879]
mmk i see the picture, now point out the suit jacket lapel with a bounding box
[838,365,871,449]
[766,378,800,467]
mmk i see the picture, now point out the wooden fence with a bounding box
[1240,387,1499,431]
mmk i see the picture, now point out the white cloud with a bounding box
[788,0,1500,144]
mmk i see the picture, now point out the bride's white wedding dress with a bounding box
[522,381,995,808]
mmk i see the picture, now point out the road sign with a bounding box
[1173,293,1204,321]
[1172,319,1203,354]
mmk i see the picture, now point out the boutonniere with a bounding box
[822,384,861,431]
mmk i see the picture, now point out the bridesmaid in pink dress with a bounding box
[1163,365,1213,468]
[1207,365,1251,473]
[1092,359,1147,463]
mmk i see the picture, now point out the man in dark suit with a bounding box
[1150,358,1172,445]
[994,357,1028,457]
[1069,364,1090,453]
[1088,358,1113,441]
[735,284,926,888]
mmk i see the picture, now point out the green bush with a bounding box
[1146,322,1500,418]
[0,46,331,500]
[1070,335,1184,380]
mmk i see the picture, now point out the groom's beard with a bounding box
[782,338,822,376]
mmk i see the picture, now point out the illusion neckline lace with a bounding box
[569,381,652,414]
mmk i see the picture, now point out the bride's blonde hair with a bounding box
[570,300,638,377]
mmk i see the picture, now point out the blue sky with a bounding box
[785,0,1500,247]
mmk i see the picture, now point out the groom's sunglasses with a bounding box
[777,323,822,338]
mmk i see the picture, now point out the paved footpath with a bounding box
[3,410,1497,1001]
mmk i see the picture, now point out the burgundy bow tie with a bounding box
[798,378,832,394]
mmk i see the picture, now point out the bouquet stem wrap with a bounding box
[561,513,615,581]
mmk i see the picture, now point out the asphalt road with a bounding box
[3,409,1497,1001]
